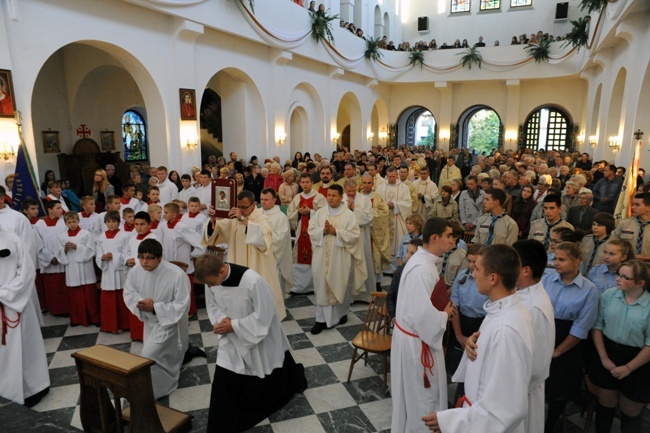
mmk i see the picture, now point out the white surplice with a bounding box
[56,229,97,286]
[261,206,294,294]
[516,281,555,433]
[0,229,50,404]
[181,211,208,236]
[391,247,449,433]
[202,208,286,320]
[123,260,190,399]
[160,219,205,275]
[308,204,367,327]
[437,294,534,433]
[205,265,290,377]
[412,178,439,219]
[35,217,67,274]
[95,230,128,291]
[157,178,179,206]
[79,211,103,235]
[343,193,374,301]
[123,232,158,271]
[376,181,412,257]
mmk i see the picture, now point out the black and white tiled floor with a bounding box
[28,277,642,432]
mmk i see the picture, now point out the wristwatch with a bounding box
[238,216,246,222]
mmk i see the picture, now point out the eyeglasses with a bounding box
[237,202,255,210]
[137,254,159,261]
[549,239,561,244]
[615,272,635,281]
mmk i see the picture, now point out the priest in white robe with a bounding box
[342,180,374,301]
[308,184,367,334]
[202,190,286,320]
[287,174,326,295]
[427,244,534,433]
[391,217,456,433]
[376,167,412,266]
[360,175,392,289]
[412,168,439,220]
[0,227,50,406]
[195,254,306,433]
[123,239,189,400]
[259,188,294,294]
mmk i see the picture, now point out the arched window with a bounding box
[396,106,436,148]
[457,105,502,154]
[523,106,571,152]
[122,110,148,161]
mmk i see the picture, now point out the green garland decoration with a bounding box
[578,0,607,13]
[364,37,383,62]
[310,10,339,44]
[409,49,425,70]
[563,16,591,51]
[525,38,552,63]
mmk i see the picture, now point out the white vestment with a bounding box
[391,247,449,433]
[437,294,534,433]
[181,212,208,236]
[56,229,97,286]
[178,186,197,205]
[157,178,179,206]
[0,229,50,404]
[79,211,103,235]
[160,219,205,275]
[202,208,286,320]
[123,260,190,399]
[195,185,212,216]
[205,265,291,377]
[261,206,294,293]
[35,217,67,274]
[343,193,374,301]
[123,232,158,270]
[516,281,555,433]
[308,204,367,327]
[96,230,128,291]
[376,181,412,257]
[286,190,326,294]
[120,197,142,214]
[412,178,439,219]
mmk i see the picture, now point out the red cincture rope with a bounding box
[394,320,435,388]
[0,304,21,345]
[456,395,473,408]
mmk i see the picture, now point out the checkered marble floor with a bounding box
[27,276,639,433]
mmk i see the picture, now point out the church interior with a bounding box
[1,0,649,431]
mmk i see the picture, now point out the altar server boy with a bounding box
[96,211,130,333]
[35,200,68,315]
[79,196,102,235]
[57,211,100,326]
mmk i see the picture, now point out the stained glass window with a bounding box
[480,0,500,10]
[511,0,532,7]
[451,0,470,13]
[122,110,148,162]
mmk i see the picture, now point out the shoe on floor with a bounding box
[338,315,348,326]
[310,321,328,335]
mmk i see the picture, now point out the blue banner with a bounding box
[12,142,45,217]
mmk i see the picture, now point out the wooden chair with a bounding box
[462,230,475,244]
[72,345,192,433]
[347,292,392,387]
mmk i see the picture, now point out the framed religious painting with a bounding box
[179,88,197,120]
[42,130,60,153]
[211,178,236,218]
[0,69,17,118]
[101,131,115,151]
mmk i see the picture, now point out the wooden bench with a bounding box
[72,344,192,433]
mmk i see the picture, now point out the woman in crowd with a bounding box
[511,184,536,238]
[264,162,283,194]
[542,241,599,433]
[92,168,114,212]
[430,184,459,225]
[292,152,303,168]
[562,180,580,210]
[580,212,615,276]
[587,238,634,295]
[279,170,298,205]
[169,170,183,192]
[41,169,56,197]
[589,259,650,433]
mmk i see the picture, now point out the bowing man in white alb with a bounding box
[195,254,307,433]
[0,227,50,406]
[123,239,189,399]
[512,240,555,433]
[391,217,456,433]
[259,188,294,294]
[425,244,534,433]
[342,179,374,301]
[308,184,367,335]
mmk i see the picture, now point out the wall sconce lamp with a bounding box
[277,131,287,145]
[589,135,597,148]
[185,138,198,150]
[378,130,388,144]
[577,133,585,146]
[367,132,374,142]
[505,131,518,144]
[439,130,450,145]
[0,142,16,160]
[608,136,621,152]
[332,133,340,144]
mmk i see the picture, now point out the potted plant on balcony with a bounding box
[579,0,607,13]
[365,37,383,63]
[409,49,425,70]
[525,38,552,63]
[458,45,483,70]
[563,16,591,51]
[311,9,339,44]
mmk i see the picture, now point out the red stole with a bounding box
[150,221,159,230]
[297,195,316,264]
[136,230,152,240]
[123,223,135,232]
[167,215,182,229]
[318,186,329,197]
[188,212,200,218]
[29,217,40,225]
[67,227,81,237]
[120,196,131,205]
[43,216,60,227]
[81,211,93,218]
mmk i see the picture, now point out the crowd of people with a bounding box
[1,143,650,432]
